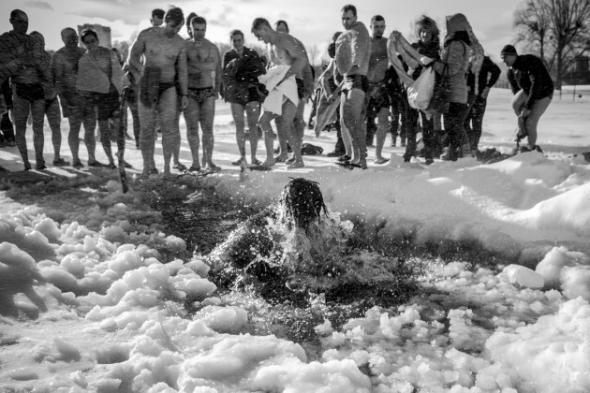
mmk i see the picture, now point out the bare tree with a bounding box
[514,0,590,88]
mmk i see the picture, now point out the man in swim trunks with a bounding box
[129,7,188,178]
[184,16,222,172]
[336,4,371,169]
[252,17,310,169]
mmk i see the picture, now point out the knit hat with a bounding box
[501,44,517,56]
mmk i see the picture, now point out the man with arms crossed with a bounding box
[184,16,222,172]
[251,17,310,169]
[129,7,188,178]
[336,4,371,169]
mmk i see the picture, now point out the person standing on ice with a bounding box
[418,13,471,162]
[251,17,310,169]
[76,29,128,170]
[335,4,371,169]
[365,15,391,164]
[222,29,266,167]
[1,10,52,170]
[501,44,553,153]
[464,55,501,154]
[128,7,188,178]
[184,16,222,173]
[52,28,99,169]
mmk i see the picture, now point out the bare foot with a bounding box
[261,159,276,168]
[374,157,389,164]
[287,161,304,169]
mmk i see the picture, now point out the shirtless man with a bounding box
[366,15,390,164]
[5,11,55,170]
[251,17,310,169]
[184,16,221,172]
[129,7,188,178]
[151,9,165,28]
[30,31,69,167]
[336,4,371,169]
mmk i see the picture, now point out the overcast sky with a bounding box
[1,0,522,62]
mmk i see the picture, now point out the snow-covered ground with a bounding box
[1,87,590,392]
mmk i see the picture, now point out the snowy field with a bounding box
[1,87,590,392]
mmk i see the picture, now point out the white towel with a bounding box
[259,65,298,116]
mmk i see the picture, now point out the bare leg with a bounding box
[46,99,64,163]
[12,95,32,169]
[82,108,98,163]
[200,96,217,170]
[276,100,302,168]
[98,119,115,165]
[341,88,367,167]
[375,106,390,163]
[246,101,261,163]
[184,96,201,170]
[158,87,179,177]
[138,98,158,176]
[231,102,247,161]
[259,111,278,166]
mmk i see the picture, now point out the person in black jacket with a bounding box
[501,45,553,151]
[464,55,501,152]
[222,29,266,166]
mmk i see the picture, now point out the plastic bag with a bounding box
[407,67,435,110]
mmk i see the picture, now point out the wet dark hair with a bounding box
[152,8,165,19]
[371,15,384,24]
[252,17,271,32]
[10,9,27,20]
[191,16,207,26]
[230,29,244,39]
[275,19,289,33]
[186,12,197,27]
[341,4,357,17]
[81,29,99,44]
[164,7,184,27]
[332,31,342,42]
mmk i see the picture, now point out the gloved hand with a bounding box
[420,56,434,66]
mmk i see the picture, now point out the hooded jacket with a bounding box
[432,13,470,104]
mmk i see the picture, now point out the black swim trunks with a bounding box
[14,83,45,103]
[187,87,214,103]
[85,86,120,121]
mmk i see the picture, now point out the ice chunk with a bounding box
[196,305,248,334]
[8,367,39,381]
[501,265,544,289]
[54,337,81,362]
[561,265,590,301]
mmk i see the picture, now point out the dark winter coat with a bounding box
[467,56,501,96]
[410,40,441,80]
[507,54,554,109]
[222,47,266,105]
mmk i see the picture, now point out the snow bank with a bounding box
[217,151,590,266]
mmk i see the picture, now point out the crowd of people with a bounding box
[0,5,555,174]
